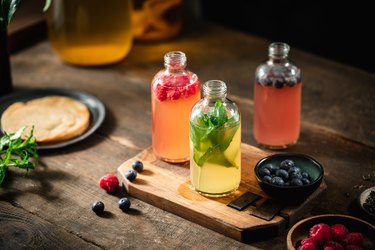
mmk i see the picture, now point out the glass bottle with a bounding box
[47,0,133,66]
[151,51,200,163]
[132,0,183,41]
[253,42,302,149]
[189,80,241,197]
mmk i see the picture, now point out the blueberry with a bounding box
[92,201,105,214]
[264,163,279,174]
[301,172,310,179]
[262,175,272,183]
[276,169,289,180]
[274,79,285,88]
[287,78,297,87]
[132,160,144,172]
[288,166,301,175]
[271,176,284,186]
[290,172,302,180]
[265,78,273,86]
[301,178,311,185]
[258,167,271,177]
[125,169,137,182]
[280,159,295,171]
[290,178,303,186]
[118,197,131,212]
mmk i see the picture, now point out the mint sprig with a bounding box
[0,126,39,185]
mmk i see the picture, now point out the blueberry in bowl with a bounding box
[254,153,324,202]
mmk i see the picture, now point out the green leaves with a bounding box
[190,100,240,167]
[0,0,51,29]
[0,126,39,185]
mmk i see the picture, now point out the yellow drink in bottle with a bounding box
[190,80,241,197]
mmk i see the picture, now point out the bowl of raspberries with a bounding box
[287,214,375,250]
[254,153,324,202]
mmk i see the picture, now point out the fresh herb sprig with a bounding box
[0,126,39,185]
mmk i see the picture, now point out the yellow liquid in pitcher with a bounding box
[47,0,133,65]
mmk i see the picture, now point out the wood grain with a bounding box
[0,20,373,249]
[0,201,100,249]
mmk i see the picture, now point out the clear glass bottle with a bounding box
[151,51,200,163]
[190,80,241,197]
[253,42,302,149]
[47,0,133,66]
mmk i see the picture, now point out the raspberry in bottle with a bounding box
[253,42,302,149]
[151,51,200,163]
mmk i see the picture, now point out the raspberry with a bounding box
[342,232,363,247]
[168,87,181,100]
[154,83,167,101]
[99,174,119,193]
[325,241,344,250]
[298,242,316,250]
[324,247,334,250]
[300,238,315,246]
[331,224,349,241]
[309,223,332,245]
[344,245,363,250]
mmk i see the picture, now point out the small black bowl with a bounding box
[254,153,324,202]
[358,186,375,220]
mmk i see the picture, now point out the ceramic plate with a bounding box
[0,88,105,150]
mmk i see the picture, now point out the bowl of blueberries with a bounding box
[254,153,324,202]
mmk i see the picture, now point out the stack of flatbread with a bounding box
[1,96,90,143]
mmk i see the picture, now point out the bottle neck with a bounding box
[164,51,187,70]
[268,42,290,59]
[203,80,227,100]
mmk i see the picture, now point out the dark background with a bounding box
[197,1,374,73]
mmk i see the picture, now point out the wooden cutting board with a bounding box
[117,143,326,243]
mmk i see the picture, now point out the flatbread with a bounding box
[1,96,90,143]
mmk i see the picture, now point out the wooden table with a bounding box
[1,20,375,249]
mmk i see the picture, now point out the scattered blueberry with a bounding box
[259,167,271,177]
[271,176,284,186]
[118,197,131,212]
[125,169,137,182]
[280,159,294,171]
[132,160,144,172]
[276,169,289,180]
[92,201,105,214]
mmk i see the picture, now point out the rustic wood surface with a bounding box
[1,20,375,249]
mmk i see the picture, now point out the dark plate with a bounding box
[0,88,106,150]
